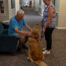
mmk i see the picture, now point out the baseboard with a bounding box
[56,27,66,29]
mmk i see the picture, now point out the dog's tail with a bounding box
[35,60,47,66]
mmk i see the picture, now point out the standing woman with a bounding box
[41,0,56,54]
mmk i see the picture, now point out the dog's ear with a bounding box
[32,24,40,39]
[34,24,39,30]
[32,24,39,33]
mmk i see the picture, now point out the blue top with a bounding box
[43,4,56,28]
[8,16,27,36]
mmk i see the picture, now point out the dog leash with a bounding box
[40,23,44,41]
[40,31,44,41]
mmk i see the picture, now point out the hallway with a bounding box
[0,8,66,66]
[24,8,42,29]
[24,8,66,66]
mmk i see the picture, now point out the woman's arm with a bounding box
[43,6,54,32]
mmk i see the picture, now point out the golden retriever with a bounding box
[27,25,47,66]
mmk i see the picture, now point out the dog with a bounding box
[27,25,47,66]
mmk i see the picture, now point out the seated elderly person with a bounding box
[8,10,32,51]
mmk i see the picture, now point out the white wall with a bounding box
[22,0,24,6]
[41,0,45,16]
[8,0,15,19]
[15,0,20,15]
[32,0,34,8]
[55,0,60,13]
[57,0,66,29]
[38,0,46,16]
[34,0,39,11]
[0,0,9,21]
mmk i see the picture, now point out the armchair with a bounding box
[0,22,19,53]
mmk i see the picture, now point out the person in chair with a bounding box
[8,10,32,51]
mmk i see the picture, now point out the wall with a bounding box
[39,0,45,16]
[55,0,60,13]
[0,0,9,21]
[31,0,34,8]
[14,0,20,15]
[34,0,39,11]
[8,0,15,19]
[0,0,20,21]
[57,0,66,29]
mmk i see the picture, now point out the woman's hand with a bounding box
[42,27,46,33]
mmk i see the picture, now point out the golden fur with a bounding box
[27,25,47,66]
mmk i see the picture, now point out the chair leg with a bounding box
[16,40,19,50]
[12,52,16,56]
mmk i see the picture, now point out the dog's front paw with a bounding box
[27,57,33,62]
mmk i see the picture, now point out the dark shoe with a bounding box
[22,36,28,50]
[22,43,28,50]
[24,36,28,43]
[17,47,21,52]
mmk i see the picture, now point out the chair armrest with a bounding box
[0,35,19,41]
[0,36,19,52]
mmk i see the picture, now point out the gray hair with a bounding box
[17,9,24,15]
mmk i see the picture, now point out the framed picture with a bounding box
[11,0,15,8]
[0,0,4,13]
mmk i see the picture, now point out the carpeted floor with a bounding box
[0,8,66,66]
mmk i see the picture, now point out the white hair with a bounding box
[17,9,24,15]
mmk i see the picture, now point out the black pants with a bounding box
[45,28,54,50]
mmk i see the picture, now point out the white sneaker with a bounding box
[43,50,50,55]
[43,50,47,54]
[46,51,50,54]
